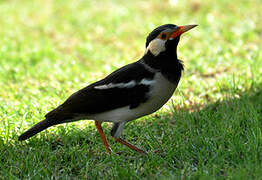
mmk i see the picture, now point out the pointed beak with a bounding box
[170,24,198,39]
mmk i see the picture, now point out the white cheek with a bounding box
[145,39,166,56]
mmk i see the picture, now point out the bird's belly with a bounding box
[89,73,178,123]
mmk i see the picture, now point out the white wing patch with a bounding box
[94,79,155,90]
[140,78,154,85]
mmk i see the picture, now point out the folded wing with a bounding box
[45,61,155,123]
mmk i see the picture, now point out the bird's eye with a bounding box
[160,33,167,40]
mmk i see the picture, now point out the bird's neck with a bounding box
[142,51,183,84]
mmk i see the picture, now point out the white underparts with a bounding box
[94,78,155,90]
[145,38,166,56]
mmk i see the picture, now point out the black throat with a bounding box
[141,49,184,84]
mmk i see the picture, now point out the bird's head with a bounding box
[145,24,197,57]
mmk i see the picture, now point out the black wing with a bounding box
[45,61,155,122]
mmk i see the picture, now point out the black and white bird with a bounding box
[19,24,197,154]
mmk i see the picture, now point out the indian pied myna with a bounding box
[19,24,197,154]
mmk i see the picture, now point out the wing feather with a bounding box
[45,61,155,122]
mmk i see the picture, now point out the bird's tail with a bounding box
[18,119,55,141]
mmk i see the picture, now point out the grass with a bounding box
[0,0,262,179]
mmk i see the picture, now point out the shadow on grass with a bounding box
[0,83,261,178]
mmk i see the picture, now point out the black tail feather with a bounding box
[18,119,55,141]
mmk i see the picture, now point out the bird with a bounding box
[18,24,197,154]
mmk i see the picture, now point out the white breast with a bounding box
[89,73,177,123]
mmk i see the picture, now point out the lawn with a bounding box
[0,0,262,179]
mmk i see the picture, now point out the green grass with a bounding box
[1,0,262,179]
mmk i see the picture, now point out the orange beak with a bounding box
[170,24,197,39]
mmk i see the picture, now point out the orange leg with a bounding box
[114,137,147,155]
[95,121,111,154]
